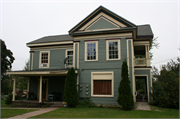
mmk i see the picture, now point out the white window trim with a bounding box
[65,49,73,68]
[39,51,50,68]
[85,41,98,61]
[91,71,114,97]
[106,39,121,61]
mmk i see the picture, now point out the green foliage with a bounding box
[152,58,179,109]
[5,94,13,105]
[136,79,145,94]
[16,60,29,91]
[1,40,15,75]
[77,99,95,108]
[64,67,78,107]
[117,59,134,110]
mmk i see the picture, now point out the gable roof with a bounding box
[69,6,136,33]
[27,34,73,45]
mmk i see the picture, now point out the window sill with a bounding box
[106,59,121,61]
[85,60,98,62]
[91,95,114,97]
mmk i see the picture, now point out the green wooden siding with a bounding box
[78,38,128,105]
[32,48,73,70]
[87,18,118,30]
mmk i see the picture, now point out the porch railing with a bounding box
[134,58,150,66]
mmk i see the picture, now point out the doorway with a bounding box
[135,76,148,102]
[42,80,48,100]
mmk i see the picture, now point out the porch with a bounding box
[7,69,78,103]
[134,41,151,67]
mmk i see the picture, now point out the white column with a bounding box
[39,76,42,103]
[77,74,79,92]
[27,78,30,99]
[12,77,16,101]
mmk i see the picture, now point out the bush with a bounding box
[64,67,78,107]
[1,95,8,100]
[77,99,95,108]
[117,59,134,110]
[151,58,179,109]
[5,94,13,105]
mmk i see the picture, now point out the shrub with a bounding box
[77,99,95,108]
[117,59,134,110]
[5,94,13,105]
[151,58,179,109]
[64,67,78,107]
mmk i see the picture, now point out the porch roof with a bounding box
[7,68,78,76]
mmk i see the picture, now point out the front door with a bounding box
[42,80,47,100]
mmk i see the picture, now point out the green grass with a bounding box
[1,109,38,118]
[31,106,179,118]
[1,100,12,107]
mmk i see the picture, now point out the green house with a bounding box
[7,6,153,105]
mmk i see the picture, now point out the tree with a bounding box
[64,67,78,107]
[152,57,179,109]
[117,59,134,110]
[1,40,15,76]
[1,40,15,95]
[149,37,160,60]
[16,60,29,92]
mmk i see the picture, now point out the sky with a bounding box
[1,0,179,71]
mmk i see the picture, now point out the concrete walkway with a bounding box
[6,107,58,119]
[135,102,151,110]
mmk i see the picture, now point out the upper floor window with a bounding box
[65,49,73,67]
[85,41,98,61]
[106,39,121,60]
[39,51,50,68]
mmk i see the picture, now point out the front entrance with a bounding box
[42,80,48,100]
[135,76,148,102]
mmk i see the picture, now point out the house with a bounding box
[7,6,153,105]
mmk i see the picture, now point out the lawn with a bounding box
[1,109,38,118]
[31,106,179,118]
[1,100,12,107]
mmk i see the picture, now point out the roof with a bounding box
[69,5,136,33]
[137,25,153,36]
[27,34,73,44]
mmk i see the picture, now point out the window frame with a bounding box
[39,51,50,68]
[91,71,114,97]
[65,49,73,68]
[85,41,98,61]
[106,39,121,61]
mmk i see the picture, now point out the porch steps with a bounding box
[50,104,63,108]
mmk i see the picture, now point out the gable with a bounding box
[86,17,119,31]
[69,6,136,33]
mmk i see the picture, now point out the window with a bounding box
[85,41,98,61]
[65,50,73,67]
[106,39,121,60]
[91,72,114,97]
[39,51,50,68]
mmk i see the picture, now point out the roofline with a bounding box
[26,41,73,47]
[69,27,136,36]
[69,5,136,33]
[7,70,78,76]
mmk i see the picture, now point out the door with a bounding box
[42,80,48,100]
[135,76,148,102]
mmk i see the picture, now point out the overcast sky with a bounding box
[1,0,179,71]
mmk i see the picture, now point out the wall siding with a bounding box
[78,38,128,105]
[32,48,73,70]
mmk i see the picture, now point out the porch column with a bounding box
[39,76,42,103]
[27,78,30,99]
[12,77,16,101]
